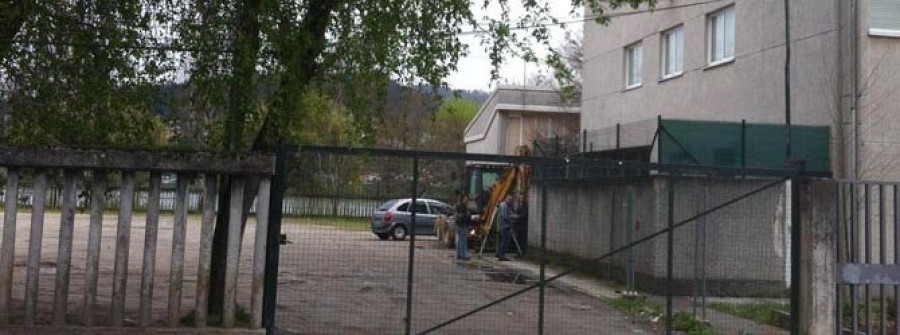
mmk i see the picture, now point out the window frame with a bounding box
[707,5,736,66]
[869,0,900,37]
[396,202,410,212]
[412,201,429,215]
[660,25,685,79]
[624,41,644,89]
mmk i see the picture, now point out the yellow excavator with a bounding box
[435,146,532,253]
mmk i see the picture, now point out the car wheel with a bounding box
[391,226,408,241]
[376,233,390,240]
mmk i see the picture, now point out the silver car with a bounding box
[370,198,454,240]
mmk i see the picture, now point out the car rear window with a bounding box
[378,200,398,211]
[396,202,409,212]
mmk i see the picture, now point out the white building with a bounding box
[465,86,580,157]
[582,0,900,179]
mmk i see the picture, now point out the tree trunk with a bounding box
[208,0,340,320]
[207,0,263,318]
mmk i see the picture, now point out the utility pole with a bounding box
[784,0,793,166]
[851,0,860,179]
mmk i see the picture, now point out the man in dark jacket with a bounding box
[496,195,515,261]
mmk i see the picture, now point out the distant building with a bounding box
[464,86,580,157]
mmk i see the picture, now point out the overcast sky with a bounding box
[445,0,582,92]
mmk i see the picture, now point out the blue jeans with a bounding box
[496,227,511,258]
[456,225,469,259]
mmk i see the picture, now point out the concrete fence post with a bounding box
[111,171,136,327]
[195,175,218,328]
[800,180,836,334]
[23,171,47,325]
[53,170,78,325]
[223,177,245,328]
[139,172,162,327]
[83,171,106,326]
[251,177,272,328]
[0,169,19,324]
[168,174,190,326]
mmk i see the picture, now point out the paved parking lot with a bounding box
[276,222,654,334]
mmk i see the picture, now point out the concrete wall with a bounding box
[501,112,580,155]
[465,115,502,155]
[854,0,900,180]
[529,176,789,296]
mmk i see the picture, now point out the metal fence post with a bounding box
[582,129,587,154]
[657,116,663,164]
[405,157,419,335]
[616,123,621,153]
[666,177,675,335]
[608,187,616,280]
[741,119,747,170]
[263,144,294,333]
[626,188,635,292]
[539,181,548,335]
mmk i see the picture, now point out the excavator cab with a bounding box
[465,165,505,214]
[436,146,532,253]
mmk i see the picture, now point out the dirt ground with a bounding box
[0,213,654,334]
[276,222,655,335]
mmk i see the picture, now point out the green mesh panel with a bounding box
[658,119,830,173]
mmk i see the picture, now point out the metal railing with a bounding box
[835,180,900,335]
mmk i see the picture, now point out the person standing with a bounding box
[496,195,515,261]
[455,194,472,260]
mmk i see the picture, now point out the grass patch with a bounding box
[180,305,252,328]
[607,296,664,318]
[709,301,790,329]
[607,296,666,328]
[838,297,897,331]
[607,297,715,334]
[283,215,370,231]
[673,311,715,334]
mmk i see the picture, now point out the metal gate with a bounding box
[266,145,804,335]
[835,180,900,335]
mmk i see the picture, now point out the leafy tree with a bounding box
[559,29,583,90]
[0,0,657,319]
[426,97,478,153]
[1,0,172,148]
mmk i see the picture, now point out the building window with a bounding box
[625,42,643,88]
[707,5,735,65]
[870,0,900,37]
[661,25,684,78]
